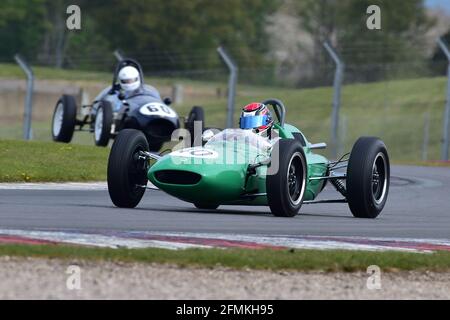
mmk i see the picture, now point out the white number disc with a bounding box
[139,103,177,118]
[171,148,218,159]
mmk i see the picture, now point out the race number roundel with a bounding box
[171,148,218,159]
[139,103,177,118]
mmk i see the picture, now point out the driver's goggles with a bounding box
[239,115,269,129]
[120,77,139,84]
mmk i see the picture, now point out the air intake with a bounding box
[154,170,202,185]
[146,119,177,139]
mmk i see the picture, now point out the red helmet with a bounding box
[239,102,274,138]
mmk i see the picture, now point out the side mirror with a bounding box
[202,129,216,142]
[163,97,172,106]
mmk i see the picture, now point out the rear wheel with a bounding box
[107,129,149,208]
[267,139,307,217]
[52,95,77,143]
[185,106,205,147]
[94,101,113,147]
[346,137,390,219]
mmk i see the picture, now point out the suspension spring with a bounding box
[331,179,347,197]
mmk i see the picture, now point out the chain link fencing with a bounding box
[0,43,449,162]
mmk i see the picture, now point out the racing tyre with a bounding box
[52,95,77,143]
[108,129,149,208]
[194,203,220,210]
[94,101,113,147]
[267,139,307,217]
[346,137,390,219]
[186,106,205,147]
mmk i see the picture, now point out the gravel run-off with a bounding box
[0,257,449,300]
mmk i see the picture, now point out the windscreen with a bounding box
[206,129,272,151]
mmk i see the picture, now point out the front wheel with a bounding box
[107,129,149,208]
[52,95,77,143]
[185,106,205,147]
[94,101,113,147]
[346,137,390,219]
[267,139,307,217]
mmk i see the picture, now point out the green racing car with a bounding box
[107,99,390,218]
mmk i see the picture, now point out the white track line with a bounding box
[1,229,450,252]
[0,182,158,191]
[0,229,208,250]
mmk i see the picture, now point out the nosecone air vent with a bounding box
[154,170,202,185]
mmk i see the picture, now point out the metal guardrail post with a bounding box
[323,42,345,159]
[217,46,238,128]
[422,111,430,161]
[14,54,34,140]
[438,38,450,161]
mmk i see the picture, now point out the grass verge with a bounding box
[2,61,449,161]
[0,63,112,82]
[0,63,224,88]
[0,138,448,183]
[1,244,450,272]
[0,139,109,182]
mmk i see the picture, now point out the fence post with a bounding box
[339,115,348,157]
[323,42,345,159]
[14,54,34,141]
[422,111,430,161]
[438,38,450,161]
[172,84,184,105]
[114,49,125,62]
[217,46,238,128]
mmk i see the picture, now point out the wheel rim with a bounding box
[95,108,104,142]
[128,145,148,191]
[53,103,64,137]
[372,152,388,205]
[286,152,306,206]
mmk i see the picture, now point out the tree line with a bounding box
[0,0,444,84]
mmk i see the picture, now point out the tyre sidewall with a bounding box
[52,95,77,143]
[94,101,113,147]
[107,129,149,208]
[267,139,307,217]
[186,106,205,147]
[347,137,390,218]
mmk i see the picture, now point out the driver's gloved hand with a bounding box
[110,83,121,95]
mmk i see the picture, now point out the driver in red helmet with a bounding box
[239,102,274,139]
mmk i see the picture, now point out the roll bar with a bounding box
[261,99,286,128]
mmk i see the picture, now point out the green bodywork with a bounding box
[148,123,329,206]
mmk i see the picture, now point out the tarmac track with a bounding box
[0,165,449,240]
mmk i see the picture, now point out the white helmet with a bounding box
[118,66,141,92]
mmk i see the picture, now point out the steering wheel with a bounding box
[261,99,286,128]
